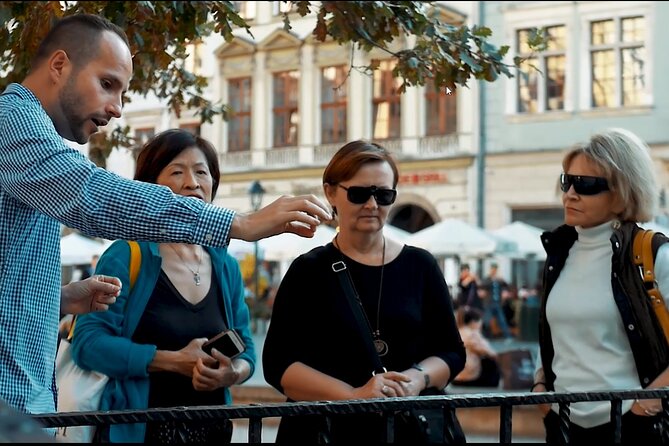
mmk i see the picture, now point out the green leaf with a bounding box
[460,51,482,72]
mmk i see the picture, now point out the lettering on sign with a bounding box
[398,172,447,185]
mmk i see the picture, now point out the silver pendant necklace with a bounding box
[334,235,388,356]
[168,244,203,286]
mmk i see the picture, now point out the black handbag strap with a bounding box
[329,245,387,375]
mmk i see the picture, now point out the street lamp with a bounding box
[248,181,266,309]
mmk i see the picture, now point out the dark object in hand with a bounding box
[202,329,246,359]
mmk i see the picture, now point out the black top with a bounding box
[132,271,228,408]
[263,243,465,443]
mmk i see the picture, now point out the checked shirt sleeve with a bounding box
[0,96,233,247]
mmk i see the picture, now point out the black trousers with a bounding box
[544,409,663,444]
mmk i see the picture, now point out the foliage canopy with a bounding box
[0,1,545,166]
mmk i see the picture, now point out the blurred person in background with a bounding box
[452,307,500,388]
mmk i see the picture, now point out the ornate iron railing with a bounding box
[32,388,669,443]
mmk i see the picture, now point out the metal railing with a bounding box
[32,388,669,443]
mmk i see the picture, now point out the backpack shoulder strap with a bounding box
[127,241,141,289]
[633,229,655,280]
[66,241,142,341]
[641,230,656,284]
[633,229,669,343]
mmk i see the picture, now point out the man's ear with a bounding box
[48,50,71,83]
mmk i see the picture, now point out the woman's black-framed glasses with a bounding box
[338,184,397,205]
[560,173,609,196]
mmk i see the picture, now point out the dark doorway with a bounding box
[390,204,435,233]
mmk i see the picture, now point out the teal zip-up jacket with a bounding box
[71,240,256,443]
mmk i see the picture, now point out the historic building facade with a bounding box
[105,0,669,266]
[111,1,481,235]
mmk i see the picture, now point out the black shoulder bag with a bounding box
[330,246,466,444]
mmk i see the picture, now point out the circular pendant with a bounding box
[374,339,389,356]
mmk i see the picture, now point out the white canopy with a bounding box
[491,221,546,260]
[384,224,411,242]
[227,225,337,262]
[260,225,337,261]
[406,218,517,258]
[60,233,110,266]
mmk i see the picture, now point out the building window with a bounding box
[179,123,201,136]
[185,41,203,75]
[517,25,566,113]
[273,1,294,15]
[320,66,348,144]
[425,79,456,135]
[227,77,252,152]
[233,1,256,20]
[590,16,645,108]
[134,127,155,147]
[372,60,402,140]
[272,71,299,147]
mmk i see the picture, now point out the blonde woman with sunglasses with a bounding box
[262,140,465,444]
[532,128,669,444]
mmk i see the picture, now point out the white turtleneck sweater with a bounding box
[543,220,669,428]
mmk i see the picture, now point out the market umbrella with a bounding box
[491,221,546,260]
[407,218,517,258]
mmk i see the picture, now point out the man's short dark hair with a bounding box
[31,14,129,71]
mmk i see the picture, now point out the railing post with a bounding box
[386,411,395,443]
[317,416,332,444]
[499,403,513,443]
[248,416,262,443]
[610,399,623,444]
[558,402,571,444]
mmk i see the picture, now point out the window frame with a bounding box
[588,15,647,108]
[578,3,653,111]
[272,70,300,148]
[227,76,253,152]
[424,79,457,136]
[371,59,402,140]
[319,65,348,144]
[515,25,567,114]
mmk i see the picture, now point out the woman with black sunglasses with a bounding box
[263,140,465,443]
[532,128,669,444]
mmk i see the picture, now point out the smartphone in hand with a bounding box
[202,329,246,359]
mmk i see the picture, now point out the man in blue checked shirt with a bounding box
[0,14,331,417]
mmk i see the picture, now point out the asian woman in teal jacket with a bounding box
[71,129,256,443]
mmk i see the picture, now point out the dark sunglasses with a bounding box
[560,173,609,196]
[338,184,397,205]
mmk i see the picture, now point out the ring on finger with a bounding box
[382,385,389,395]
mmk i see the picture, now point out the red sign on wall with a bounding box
[398,171,447,185]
